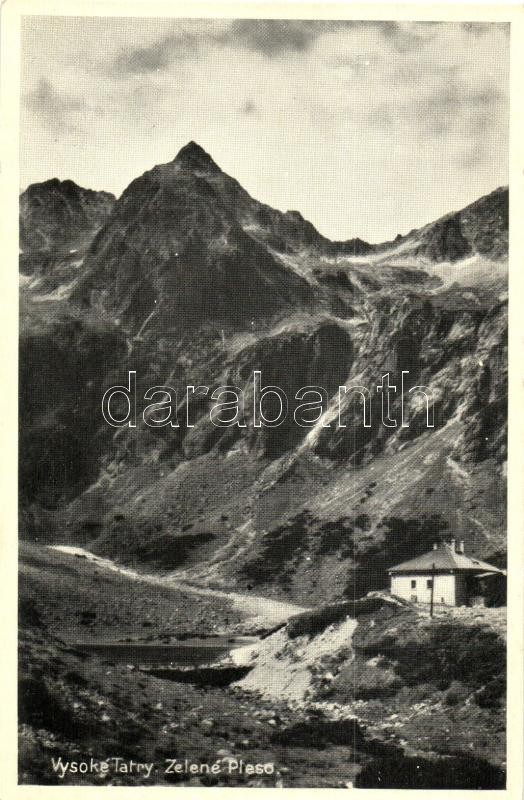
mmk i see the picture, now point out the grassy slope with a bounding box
[19,542,243,638]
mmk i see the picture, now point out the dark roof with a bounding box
[388,543,504,575]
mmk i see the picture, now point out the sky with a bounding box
[20,17,510,242]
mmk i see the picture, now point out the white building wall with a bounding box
[391,573,456,605]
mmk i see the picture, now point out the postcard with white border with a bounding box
[1,1,523,798]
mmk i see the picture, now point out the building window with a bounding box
[411,579,416,589]
[427,579,433,589]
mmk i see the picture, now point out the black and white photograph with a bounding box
[5,3,523,793]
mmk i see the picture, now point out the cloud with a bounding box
[461,21,509,37]
[109,20,338,74]
[23,78,84,132]
[107,19,429,76]
[225,20,347,56]
[379,21,438,53]
[112,33,196,74]
[226,20,443,58]
[361,79,505,152]
[413,83,502,136]
[240,100,257,114]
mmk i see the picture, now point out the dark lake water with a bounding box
[73,636,255,667]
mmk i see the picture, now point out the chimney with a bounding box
[433,542,438,550]
[457,540,465,554]
[450,539,456,552]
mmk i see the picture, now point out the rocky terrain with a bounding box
[19,142,507,786]
[19,542,505,788]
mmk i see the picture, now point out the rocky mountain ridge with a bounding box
[373,185,508,264]
[20,178,115,257]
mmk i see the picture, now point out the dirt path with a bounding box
[49,545,309,628]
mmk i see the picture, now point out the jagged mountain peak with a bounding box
[172,140,221,174]
[72,142,314,326]
[23,177,114,200]
[20,178,115,254]
[26,177,78,192]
